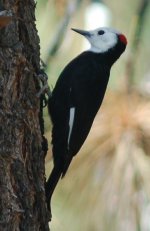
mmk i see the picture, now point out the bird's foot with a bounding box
[36,70,51,98]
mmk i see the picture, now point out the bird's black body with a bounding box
[45,29,127,215]
[49,52,110,172]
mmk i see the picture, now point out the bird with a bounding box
[46,27,127,215]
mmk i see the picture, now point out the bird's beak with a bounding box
[71,28,91,37]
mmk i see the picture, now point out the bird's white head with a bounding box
[72,27,127,53]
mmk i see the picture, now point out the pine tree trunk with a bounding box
[0,0,50,230]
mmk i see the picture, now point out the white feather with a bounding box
[68,107,75,149]
[87,27,119,53]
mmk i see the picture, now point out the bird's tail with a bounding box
[61,156,73,178]
[45,156,73,217]
[45,165,62,214]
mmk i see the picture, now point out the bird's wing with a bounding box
[48,52,110,173]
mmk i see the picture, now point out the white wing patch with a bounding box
[68,107,75,149]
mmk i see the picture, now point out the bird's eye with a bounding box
[98,30,105,35]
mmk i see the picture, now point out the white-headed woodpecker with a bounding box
[46,27,127,214]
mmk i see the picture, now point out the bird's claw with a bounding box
[36,70,51,98]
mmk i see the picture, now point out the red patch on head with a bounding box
[119,34,127,45]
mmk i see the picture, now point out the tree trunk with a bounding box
[0,0,50,230]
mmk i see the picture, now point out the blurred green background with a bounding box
[36,0,150,230]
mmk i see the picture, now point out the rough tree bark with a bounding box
[0,0,50,230]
